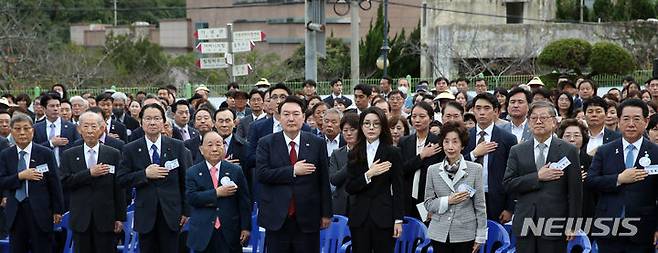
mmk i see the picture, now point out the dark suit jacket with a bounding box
[73,136,124,152]
[503,137,582,239]
[184,136,203,165]
[345,143,404,228]
[255,131,331,232]
[602,128,621,145]
[60,144,126,232]
[172,125,200,142]
[0,143,64,232]
[117,136,192,233]
[225,135,250,181]
[33,118,80,154]
[246,117,312,170]
[118,114,140,131]
[329,146,349,215]
[129,127,144,143]
[0,137,9,152]
[579,148,596,219]
[108,119,128,143]
[186,161,251,252]
[398,133,444,218]
[586,138,658,244]
[463,125,517,219]
[323,95,353,108]
[235,114,265,140]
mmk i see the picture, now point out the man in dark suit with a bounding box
[214,108,250,186]
[72,107,125,152]
[322,79,353,108]
[586,99,658,253]
[111,92,140,131]
[236,89,267,140]
[321,108,346,158]
[96,93,128,142]
[463,93,517,223]
[344,84,371,115]
[584,96,621,156]
[117,103,192,253]
[504,101,582,252]
[60,111,126,253]
[33,93,80,166]
[186,131,251,253]
[171,100,199,142]
[184,107,215,164]
[399,102,443,220]
[256,96,332,253]
[0,113,64,253]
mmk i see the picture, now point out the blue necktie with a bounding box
[151,144,160,164]
[625,144,635,169]
[15,151,28,202]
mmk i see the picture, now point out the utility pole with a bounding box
[113,0,118,26]
[227,23,235,82]
[350,0,360,85]
[579,0,584,23]
[305,0,326,81]
[382,0,390,77]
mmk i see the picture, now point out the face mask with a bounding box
[449,86,459,94]
[112,108,124,117]
[398,86,409,94]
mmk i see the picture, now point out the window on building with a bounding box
[506,2,524,24]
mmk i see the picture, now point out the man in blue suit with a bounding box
[117,103,192,253]
[584,96,621,155]
[586,99,658,253]
[500,87,534,143]
[0,113,64,253]
[214,107,250,187]
[186,131,251,253]
[256,96,332,253]
[463,93,517,223]
[33,93,80,166]
[184,107,214,165]
[322,79,353,108]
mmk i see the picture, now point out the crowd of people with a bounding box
[0,75,655,253]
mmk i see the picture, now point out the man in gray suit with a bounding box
[503,101,582,253]
[236,89,267,140]
[328,113,358,216]
[501,87,534,143]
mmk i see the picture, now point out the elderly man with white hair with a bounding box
[69,96,89,125]
[111,92,140,131]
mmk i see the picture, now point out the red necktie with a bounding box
[288,141,297,217]
[210,166,221,229]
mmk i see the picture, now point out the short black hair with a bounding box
[139,103,166,122]
[269,82,292,96]
[172,99,190,113]
[227,82,240,90]
[455,77,470,84]
[233,90,249,99]
[0,110,11,118]
[194,106,214,121]
[507,87,532,105]
[578,79,598,94]
[412,101,434,117]
[559,80,576,90]
[303,79,317,87]
[647,114,658,131]
[249,89,265,100]
[353,84,372,96]
[330,79,342,86]
[388,90,406,99]
[86,107,104,115]
[617,98,649,118]
[472,93,500,109]
[165,84,177,92]
[214,106,236,120]
[40,92,61,107]
[278,95,307,114]
[381,77,392,85]
[15,93,31,105]
[463,112,476,122]
[340,112,359,130]
[532,88,551,100]
[95,92,114,103]
[583,96,608,112]
[433,77,449,86]
[439,121,469,148]
[493,87,508,98]
[136,91,147,96]
[444,101,465,115]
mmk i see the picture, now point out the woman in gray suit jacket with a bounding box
[424,121,487,253]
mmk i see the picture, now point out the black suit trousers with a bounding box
[349,216,394,253]
[198,228,238,253]
[139,204,179,253]
[597,238,655,253]
[516,236,566,253]
[265,216,320,253]
[73,216,116,253]
[10,201,53,253]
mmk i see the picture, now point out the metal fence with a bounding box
[6,70,653,98]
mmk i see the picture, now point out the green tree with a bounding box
[537,38,592,75]
[286,37,351,81]
[556,0,580,21]
[589,41,635,74]
[613,0,656,21]
[593,0,614,21]
[105,34,170,84]
[359,3,386,78]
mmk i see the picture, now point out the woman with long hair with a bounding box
[345,107,404,253]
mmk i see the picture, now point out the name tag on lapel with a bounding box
[36,164,49,173]
[108,165,116,174]
[165,159,179,170]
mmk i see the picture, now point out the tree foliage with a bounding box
[286,37,351,81]
[589,41,635,74]
[537,38,592,75]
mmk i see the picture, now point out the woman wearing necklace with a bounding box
[399,102,444,220]
[345,107,404,253]
[424,121,486,253]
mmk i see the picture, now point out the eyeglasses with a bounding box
[270,95,288,101]
[529,115,555,122]
[143,117,163,122]
[363,122,381,129]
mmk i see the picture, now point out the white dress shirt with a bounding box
[46,117,62,165]
[145,134,162,164]
[84,142,100,168]
[364,139,380,184]
[412,135,427,199]
[325,134,341,157]
[586,129,605,154]
[273,117,283,133]
[283,132,300,158]
[511,119,527,143]
[470,124,493,192]
[17,142,33,197]
[105,118,113,134]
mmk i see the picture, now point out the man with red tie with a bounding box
[255,96,332,253]
[186,131,251,253]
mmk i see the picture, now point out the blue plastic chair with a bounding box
[0,236,8,253]
[319,215,350,253]
[503,224,516,252]
[117,211,138,253]
[567,231,591,253]
[58,212,74,253]
[244,210,265,253]
[394,216,433,253]
[479,220,511,253]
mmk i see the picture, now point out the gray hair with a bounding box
[78,111,105,126]
[10,113,33,128]
[111,92,128,102]
[69,96,88,107]
[528,101,558,117]
[324,108,343,119]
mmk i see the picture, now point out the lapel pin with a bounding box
[198,172,202,176]
[76,157,80,161]
[225,172,229,176]
[615,149,619,154]
[305,143,310,147]
[138,148,142,152]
